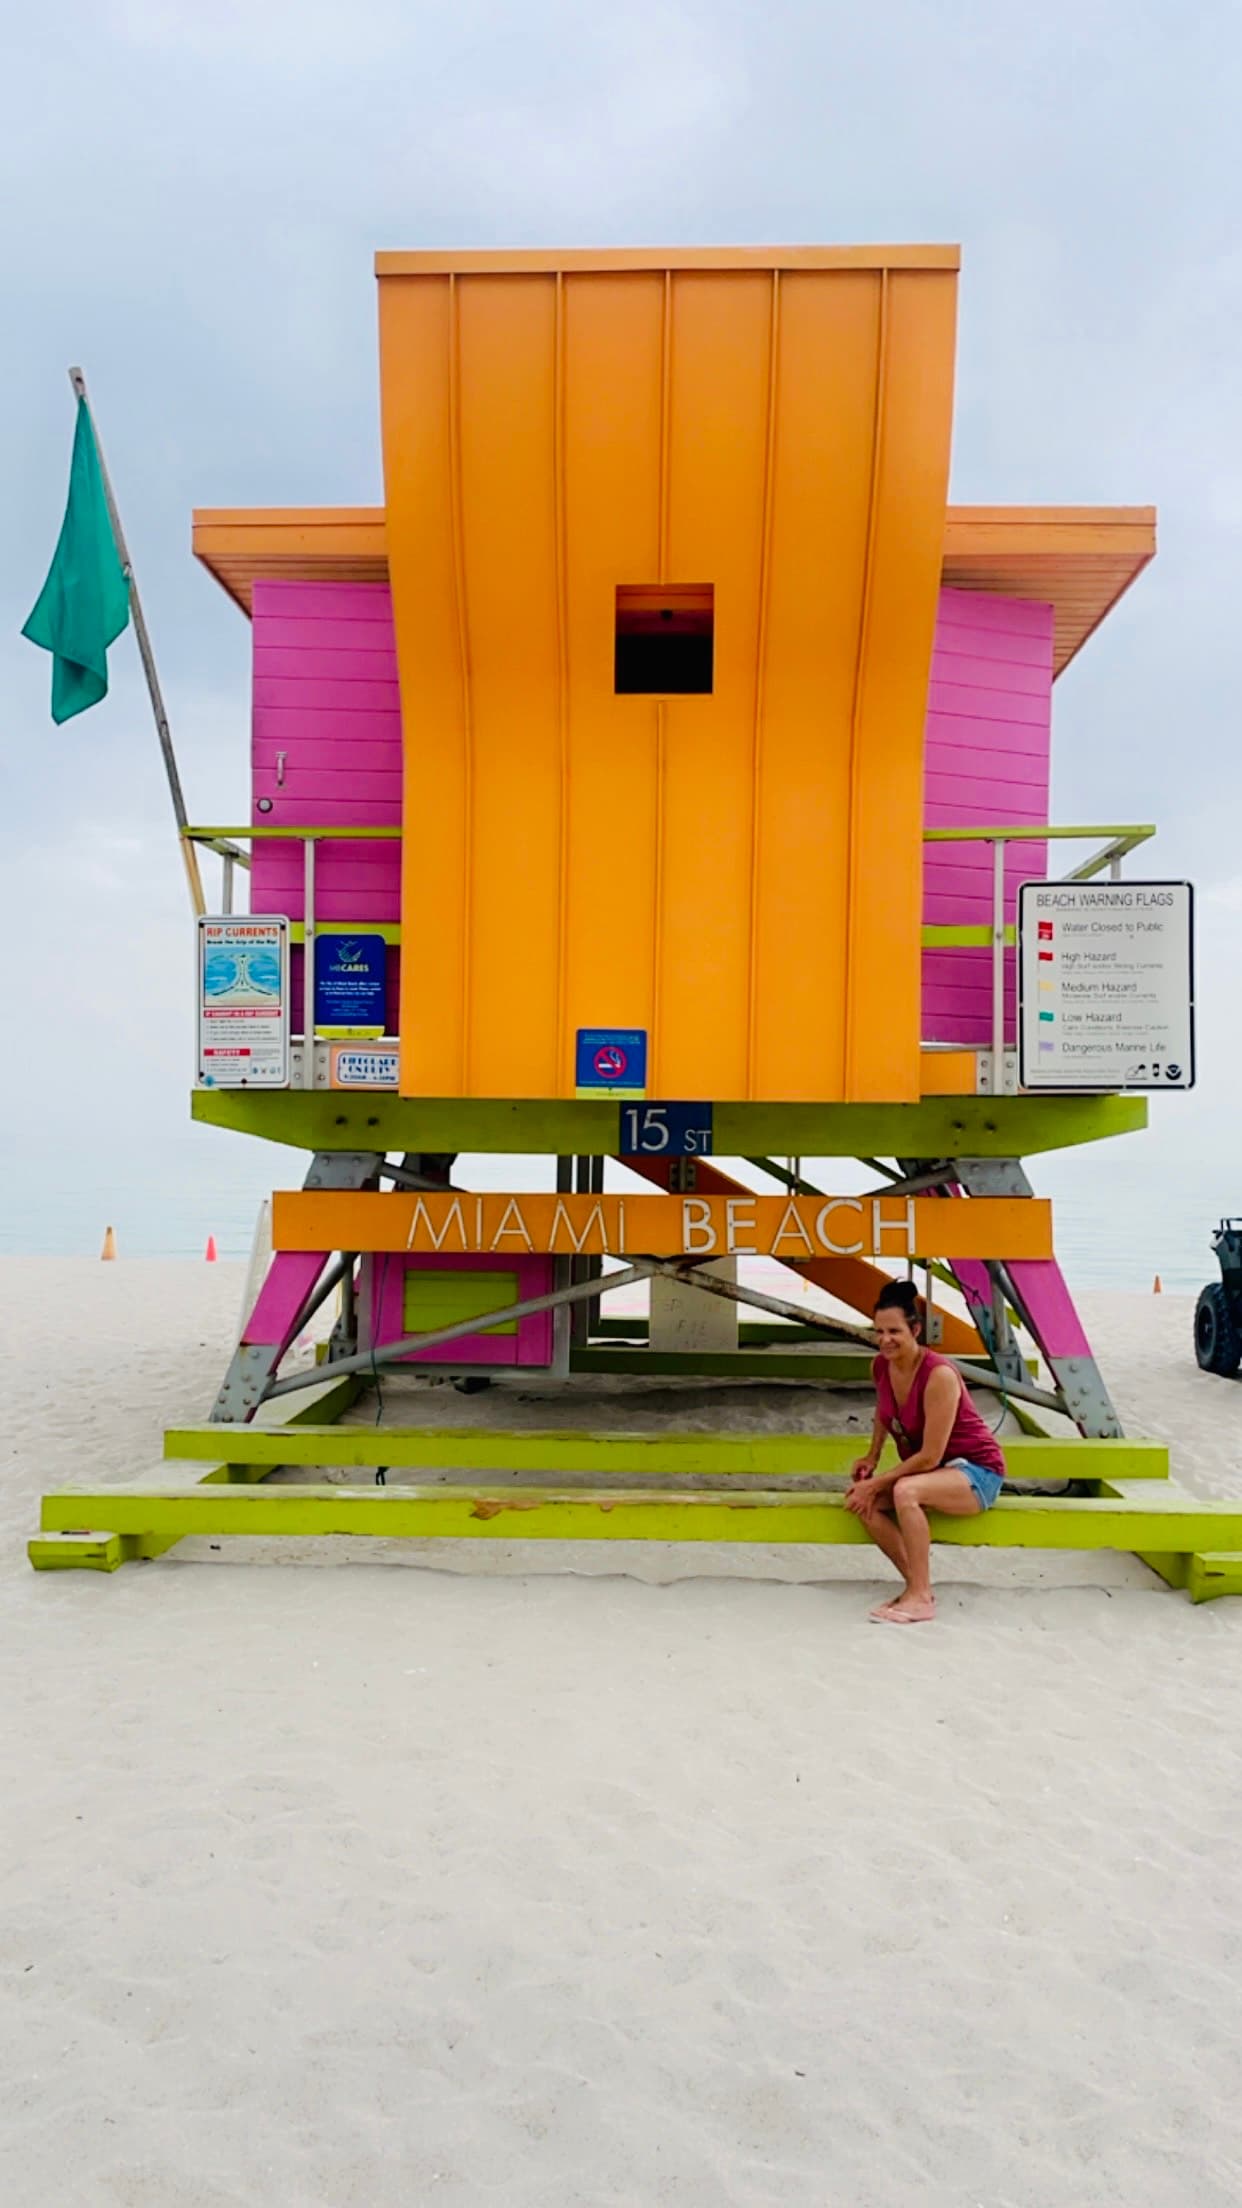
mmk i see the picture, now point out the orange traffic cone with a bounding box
[100,1226,117,1261]
[205,1235,218,1263]
[1152,1274,1162,1293]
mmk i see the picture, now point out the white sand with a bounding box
[5,1259,1242,2206]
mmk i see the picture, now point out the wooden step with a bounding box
[163,1426,1170,1482]
[39,1482,1239,1553]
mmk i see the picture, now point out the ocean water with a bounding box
[0,1119,1229,1294]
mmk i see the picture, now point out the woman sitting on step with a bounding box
[846,1279,1006,1626]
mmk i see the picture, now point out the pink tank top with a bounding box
[873,1349,1006,1478]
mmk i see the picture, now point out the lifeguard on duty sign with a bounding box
[1018,881,1194,1091]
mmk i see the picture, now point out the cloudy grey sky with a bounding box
[2,0,1239,1271]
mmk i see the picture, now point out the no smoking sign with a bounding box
[575,1028,648,1096]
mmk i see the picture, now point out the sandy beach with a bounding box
[5,1257,1242,2206]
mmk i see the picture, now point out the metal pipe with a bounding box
[68,367,206,918]
[570,1156,592,1348]
[991,836,1006,1095]
[588,1154,605,1338]
[301,838,316,1084]
[284,1250,356,1348]
[640,1259,1063,1411]
[380,1161,461,1193]
[222,853,235,915]
[339,1259,358,1357]
[754,1155,953,1203]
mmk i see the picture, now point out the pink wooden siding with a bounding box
[921,588,1054,1045]
[246,577,1052,1057]
[250,580,402,926]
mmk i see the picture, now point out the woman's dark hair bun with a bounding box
[873,1279,925,1335]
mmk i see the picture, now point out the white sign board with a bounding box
[1018,881,1194,1091]
[197,917,289,1088]
[329,1043,400,1089]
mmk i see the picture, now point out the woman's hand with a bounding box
[850,1456,877,1484]
[845,1477,882,1520]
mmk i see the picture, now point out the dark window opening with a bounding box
[615,584,714,695]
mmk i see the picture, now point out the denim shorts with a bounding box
[948,1459,1004,1510]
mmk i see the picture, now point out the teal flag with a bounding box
[23,396,130,722]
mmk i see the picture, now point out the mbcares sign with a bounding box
[274,1190,1053,1262]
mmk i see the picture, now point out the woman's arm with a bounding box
[886,1366,958,1476]
[850,1411,889,1481]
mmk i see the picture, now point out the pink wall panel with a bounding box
[370,1255,555,1367]
[921,588,1054,1046]
[245,579,1052,1058]
[249,579,403,925]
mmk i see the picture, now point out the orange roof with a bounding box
[375,244,962,275]
[941,506,1155,676]
[193,502,1155,678]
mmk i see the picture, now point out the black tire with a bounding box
[1194,1283,1242,1376]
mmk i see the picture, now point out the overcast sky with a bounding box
[2,1,1239,1258]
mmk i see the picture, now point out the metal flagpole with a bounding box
[67,366,206,917]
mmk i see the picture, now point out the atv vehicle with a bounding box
[1194,1221,1242,1376]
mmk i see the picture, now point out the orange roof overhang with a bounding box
[192,501,1155,679]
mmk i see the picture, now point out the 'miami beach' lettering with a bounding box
[273,1188,1053,1263]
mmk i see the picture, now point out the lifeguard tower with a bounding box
[31,246,1241,1596]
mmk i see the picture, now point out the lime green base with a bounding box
[1095,1478,1242,1603]
[191,1089,1146,1159]
[29,1374,362,1573]
[35,1409,1240,1597]
[32,1481,1242,1557]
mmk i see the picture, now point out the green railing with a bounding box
[918,823,1156,1084]
[184,820,1157,1089]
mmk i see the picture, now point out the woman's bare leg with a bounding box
[875,1470,982,1624]
[857,1494,914,1612]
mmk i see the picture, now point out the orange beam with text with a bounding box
[272,1190,1051,1265]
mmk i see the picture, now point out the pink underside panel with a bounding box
[372,1255,555,1367]
[952,1255,1093,1366]
[922,588,1054,1046]
[250,580,402,924]
[243,1251,326,1353]
[1004,1261,1093,1359]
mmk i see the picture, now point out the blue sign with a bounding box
[619,1103,713,1157]
[575,1027,648,1093]
[314,934,387,1029]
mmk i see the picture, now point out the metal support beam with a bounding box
[211,1152,384,1419]
[301,838,316,1080]
[990,835,1006,1096]
[333,1258,359,1360]
[304,1152,385,1191]
[952,1157,1123,1438]
[570,1156,594,1348]
[382,1155,459,1192]
[755,1155,955,1203]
